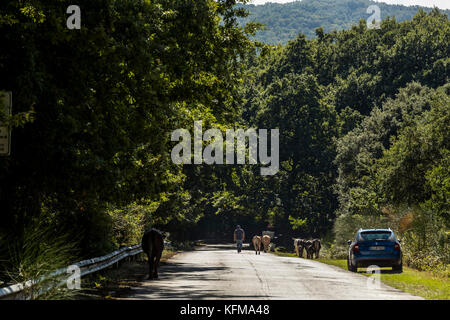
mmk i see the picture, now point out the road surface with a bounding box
[126,243,422,300]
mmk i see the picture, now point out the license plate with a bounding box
[369,246,385,250]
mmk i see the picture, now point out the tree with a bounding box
[0,0,257,256]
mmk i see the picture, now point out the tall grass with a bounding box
[1,221,80,299]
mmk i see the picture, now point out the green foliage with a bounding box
[332,212,388,257]
[333,82,449,265]
[376,84,449,219]
[401,208,449,273]
[240,9,449,263]
[218,9,450,251]
[426,149,450,223]
[107,204,151,248]
[335,83,438,217]
[0,0,448,280]
[0,0,256,258]
[239,0,450,44]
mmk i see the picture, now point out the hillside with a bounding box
[240,0,450,43]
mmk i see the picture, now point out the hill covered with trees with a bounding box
[232,7,449,266]
[240,0,450,43]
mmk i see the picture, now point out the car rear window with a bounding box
[359,231,393,241]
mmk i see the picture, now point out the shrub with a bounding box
[331,212,389,258]
[107,204,153,248]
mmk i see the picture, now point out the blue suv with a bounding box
[347,228,402,272]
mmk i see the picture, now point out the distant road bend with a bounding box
[126,243,422,300]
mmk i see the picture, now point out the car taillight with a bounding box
[353,244,360,253]
[395,243,400,251]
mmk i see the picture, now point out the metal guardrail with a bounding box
[0,244,143,300]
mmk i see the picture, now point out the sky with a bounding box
[248,0,450,10]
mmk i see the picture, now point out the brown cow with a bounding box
[252,235,262,255]
[292,238,306,258]
[141,228,164,279]
[262,235,271,253]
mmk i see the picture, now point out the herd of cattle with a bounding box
[251,235,271,254]
[252,235,321,259]
[141,228,323,281]
[292,238,321,259]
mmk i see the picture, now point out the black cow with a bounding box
[304,240,314,259]
[141,228,164,279]
[304,239,321,259]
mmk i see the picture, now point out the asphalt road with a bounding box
[126,243,422,300]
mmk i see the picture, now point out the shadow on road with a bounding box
[358,269,403,275]
[196,243,251,251]
[130,261,256,299]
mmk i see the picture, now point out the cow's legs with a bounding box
[153,250,162,279]
[147,253,154,279]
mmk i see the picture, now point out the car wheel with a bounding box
[347,258,357,272]
[393,262,403,273]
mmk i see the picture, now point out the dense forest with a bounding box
[0,0,448,285]
[239,0,450,43]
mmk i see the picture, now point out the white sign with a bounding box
[0,91,12,156]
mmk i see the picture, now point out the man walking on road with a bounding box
[234,225,245,253]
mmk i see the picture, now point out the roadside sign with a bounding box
[0,91,12,156]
